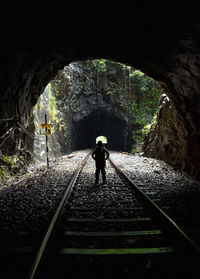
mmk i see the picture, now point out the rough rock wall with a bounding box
[50,61,135,152]
[0,10,200,178]
[143,95,188,171]
[49,60,159,152]
[0,52,64,159]
[142,37,200,180]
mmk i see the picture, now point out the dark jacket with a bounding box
[92,146,109,168]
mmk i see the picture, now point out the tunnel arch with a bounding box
[0,11,200,178]
[71,108,129,151]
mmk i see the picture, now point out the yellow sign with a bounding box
[40,124,52,135]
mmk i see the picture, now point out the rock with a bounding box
[142,95,196,177]
[0,13,200,180]
[62,153,74,159]
[154,169,162,174]
[42,60,160,153]
[67,153,74,158]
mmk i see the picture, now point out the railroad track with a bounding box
[29,151,200,279]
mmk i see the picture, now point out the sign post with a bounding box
[40,114,52,168]
[45,114,49,167]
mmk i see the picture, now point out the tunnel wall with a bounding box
[0,10,200,178]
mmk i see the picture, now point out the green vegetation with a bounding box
[75,59,162,152]
[36,83,61,134]
[50,81,62,96]
[85,59,107,73]
[0,154,25,182]
[133,112,158,152]
[85,60,161,130]
[47,86,58,124]
[107,63,162,151]
[124,68,161,151]
[34,59,162,155]
[122,68,162,125]
[0,168,5,181]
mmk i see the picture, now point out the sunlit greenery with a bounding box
[87,60,161,130]
[47,86,58,124]
[85,59,107,73]
[142,114,157,136]
[0,154,25,182]
[38,59,162,153]
[0,168,5,181]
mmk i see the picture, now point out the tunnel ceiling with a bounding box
[1,8,200,178]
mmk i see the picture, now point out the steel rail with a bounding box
[109,157,200,258]
[28,151,91,279]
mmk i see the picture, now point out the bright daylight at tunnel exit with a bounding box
[0,11,200,279]
[33,59,162,163]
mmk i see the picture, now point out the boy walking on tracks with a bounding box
[92,141,109,184]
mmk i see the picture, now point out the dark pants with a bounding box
[95,166,106,183]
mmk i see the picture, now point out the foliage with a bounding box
[85,59,107,73]
[121,69,162,152]
[142,124,152,136]
[3,155,18,165]
[132,113,158,152]
[47,84,59,128]
[0,168,5,181]
[36,59,163,154]
[98,62,162,128]
[0,154,25,181]
[50,81,62,96]
[142,114,157,136]
[80,60,162,151]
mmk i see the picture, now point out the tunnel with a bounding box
[1,9,200,279]
[0,9,200,178]
[71,109,128,151]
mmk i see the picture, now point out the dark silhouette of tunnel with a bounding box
[71,109,129,151]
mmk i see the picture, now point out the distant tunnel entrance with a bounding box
[71,109,130,151]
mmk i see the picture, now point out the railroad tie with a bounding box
[60,247,174,255]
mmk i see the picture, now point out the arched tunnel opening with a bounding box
[0,9,200,279]
[0,14,200,179]
[0,10,199,180]
[71,108,128,151]
[33,59,160,160]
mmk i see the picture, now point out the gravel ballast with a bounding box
[111,152,200,245]
[0,150,199,277]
